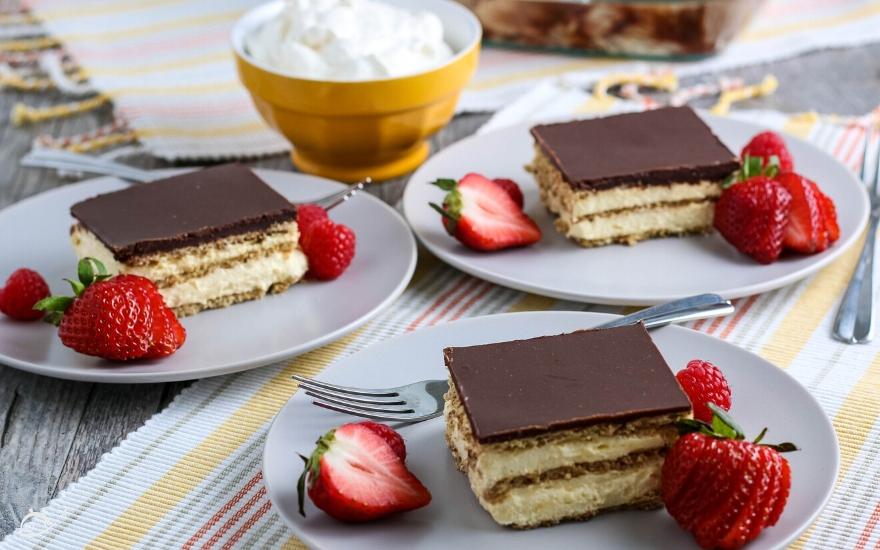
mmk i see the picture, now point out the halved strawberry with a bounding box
[430,173,541,251]
[817,188,840,243]
[361,420,406,460]
[491,178,524,208]
[298,421,430,522]
[777,172,828,254]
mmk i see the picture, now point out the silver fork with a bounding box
[293,293,735,423]
[833,129,880,344]
[20,148,367,209]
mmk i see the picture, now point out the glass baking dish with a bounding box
[456,0,765,58]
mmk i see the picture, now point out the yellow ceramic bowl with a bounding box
[232,0,481,182]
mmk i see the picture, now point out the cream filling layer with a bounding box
[158,248,307,309]
[70,222,300,284]
[69,224,307,309]
[479,457,663,527]
[568,181,722,220]
[566,201,714,241]
[446,405,673,493]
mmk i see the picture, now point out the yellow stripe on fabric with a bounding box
[88,329,365,548]
[783,112,820,139]
[55,9,242,43]
[786,349,880,550]
[507,293,557,312]
[742,2,880,42]
[759,232,864,368]
[87,51,230,77]
[136,122,269,139]
[281,536,308,550]
[466,59,620,91]
[104,80,240,97]
[36,0,182,22]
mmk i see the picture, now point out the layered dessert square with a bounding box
[529,106,740,247]
[443,323,692,529]
[69,164,307,316]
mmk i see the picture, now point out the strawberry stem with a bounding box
[676,404,798,452]
[297,429,336,517]
[33,257,113,325]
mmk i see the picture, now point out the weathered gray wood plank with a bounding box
[0,42,879,540]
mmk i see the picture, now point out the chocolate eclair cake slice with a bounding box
[443,323,692,529]
[69,164,307,316]
[529,106,740,247]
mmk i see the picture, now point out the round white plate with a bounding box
[403,114,870,305]
[264,311,838,550]
[0,170,416,383]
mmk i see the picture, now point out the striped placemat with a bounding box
[10,0,880,160]
[1,106,880,549]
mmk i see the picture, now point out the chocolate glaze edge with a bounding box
[445,323,692,444]
[530,107,740,190]
[69,164,298,262]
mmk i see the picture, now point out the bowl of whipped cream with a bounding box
[232,0,481,181]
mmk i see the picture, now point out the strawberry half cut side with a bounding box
[297,422,430,522]
[429,173,541,252]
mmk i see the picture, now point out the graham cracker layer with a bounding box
[444,382,684,528]
[528,147,725,247]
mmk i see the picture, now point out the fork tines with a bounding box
[293,375,416,420]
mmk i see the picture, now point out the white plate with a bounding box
[403,115,870,305]
[0,170,416,383]
[264,311,838,550]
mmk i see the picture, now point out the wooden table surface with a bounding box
[1,44,879,538]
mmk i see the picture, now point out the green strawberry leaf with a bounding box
[33,295,74,313]
[296,429,336,518]
[753,427,768,445]
[43,311,64,326]
[431,178,458,191]
[764,441,799,453]
[708,403,745,440]
[64,278,85,297]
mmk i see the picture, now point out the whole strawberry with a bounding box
[298,421,431,522]
[429,173,541,252]
[35,258,186,361]
[0,268,49,321]
[662,405,795,550]
[714,176,792,264]
[741,131,794,173]
[676,359,732,423]
[300,218,356,280]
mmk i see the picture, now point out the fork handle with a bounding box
[834,213,880,343]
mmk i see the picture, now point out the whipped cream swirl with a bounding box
[246,0,455,81]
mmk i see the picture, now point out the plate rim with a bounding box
[402,113,871,305]
[0,169,418,383]
[263,310,840,550]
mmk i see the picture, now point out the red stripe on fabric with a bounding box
[719,295,758,340]
[220,499,273,550]
[425,278,484,327]
[449,282,493,322]
[831,124,859,161]
[705,306,729,335]
[843,127,868,169]
[182,471,263,550]
[854,501,880,550]
[202,486,267,550]
[405,276,471,332]
[691,319,708,332]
